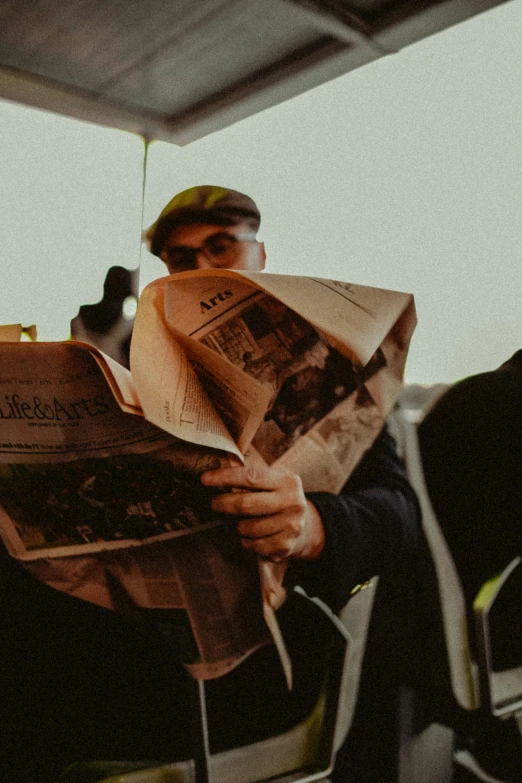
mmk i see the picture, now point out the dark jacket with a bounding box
[289,424,422,612]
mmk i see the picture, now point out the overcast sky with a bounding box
[1,0,521,384]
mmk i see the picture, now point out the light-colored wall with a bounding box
[1,0,520,384]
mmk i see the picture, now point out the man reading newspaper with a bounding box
[0,186,422,783]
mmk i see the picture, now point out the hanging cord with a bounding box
[137,134,150,294]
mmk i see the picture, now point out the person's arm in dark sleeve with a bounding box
[285,424,422,612]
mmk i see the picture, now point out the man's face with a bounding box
[160,222,266,274]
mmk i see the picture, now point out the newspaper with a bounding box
[130,270,416,492]
[0,341,270,680]
[0,271,416,681]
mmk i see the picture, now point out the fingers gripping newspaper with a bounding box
[0,274,416,683]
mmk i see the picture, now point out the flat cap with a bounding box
[145,185,261,257]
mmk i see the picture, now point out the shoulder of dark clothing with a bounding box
[285,424,422,612]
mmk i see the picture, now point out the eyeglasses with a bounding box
[161,231,258,273]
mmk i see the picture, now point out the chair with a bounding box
[391,409,480,712]
[57,583,377,783]
[390,408,522,762]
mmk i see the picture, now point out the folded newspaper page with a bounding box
[131,270,416,492]
[0,271,416,681]
[0,340,274,679]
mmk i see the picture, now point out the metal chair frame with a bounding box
[58,585,377,783]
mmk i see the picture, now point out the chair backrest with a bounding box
[390,408,479,711]
[59,584,377,783]
[391,406,522,726]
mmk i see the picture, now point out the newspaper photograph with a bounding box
[0,448,233,560]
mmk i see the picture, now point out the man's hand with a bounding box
[200,463,325,562]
